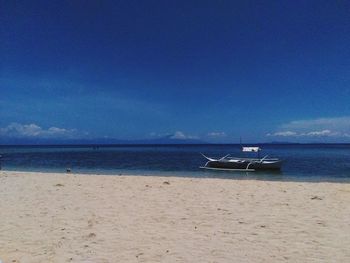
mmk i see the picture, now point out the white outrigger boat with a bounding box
[200,147,282,172]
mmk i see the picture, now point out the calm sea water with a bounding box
[1,144,350,182]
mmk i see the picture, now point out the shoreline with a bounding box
[1,171,350,262]
[2,169,350,184]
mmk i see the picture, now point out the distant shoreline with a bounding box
[2,142,350,147]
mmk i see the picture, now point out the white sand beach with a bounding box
[0,171,349,263]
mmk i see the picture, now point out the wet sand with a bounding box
[0,171,349,262]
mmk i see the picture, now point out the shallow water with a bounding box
[1,144,350,182]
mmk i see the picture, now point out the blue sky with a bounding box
[1,0,350,143]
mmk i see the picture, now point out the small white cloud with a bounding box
[0,123,78,138]
[267,131,297,137]
[170,131,186,139]
[170,131,198,140]
[207,132,226,137]
[303,130,335,136]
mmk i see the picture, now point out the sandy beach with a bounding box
[0,171,349,263]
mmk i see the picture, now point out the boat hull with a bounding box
[205,159,282,171]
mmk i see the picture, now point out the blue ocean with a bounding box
[1,144,350,182]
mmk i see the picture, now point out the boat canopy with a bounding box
[242,147,261,152]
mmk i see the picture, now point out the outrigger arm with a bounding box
[246,155,269,170]
[200,153,216,161]
[200,153,230,162]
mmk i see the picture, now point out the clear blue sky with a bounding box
[1,0,350,143]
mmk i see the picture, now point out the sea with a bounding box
[1,144,350,182]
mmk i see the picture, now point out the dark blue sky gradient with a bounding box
[1,1,350,142]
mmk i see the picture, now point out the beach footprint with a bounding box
[88,213,97,228]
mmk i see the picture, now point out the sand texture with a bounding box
[0,171,350,263]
